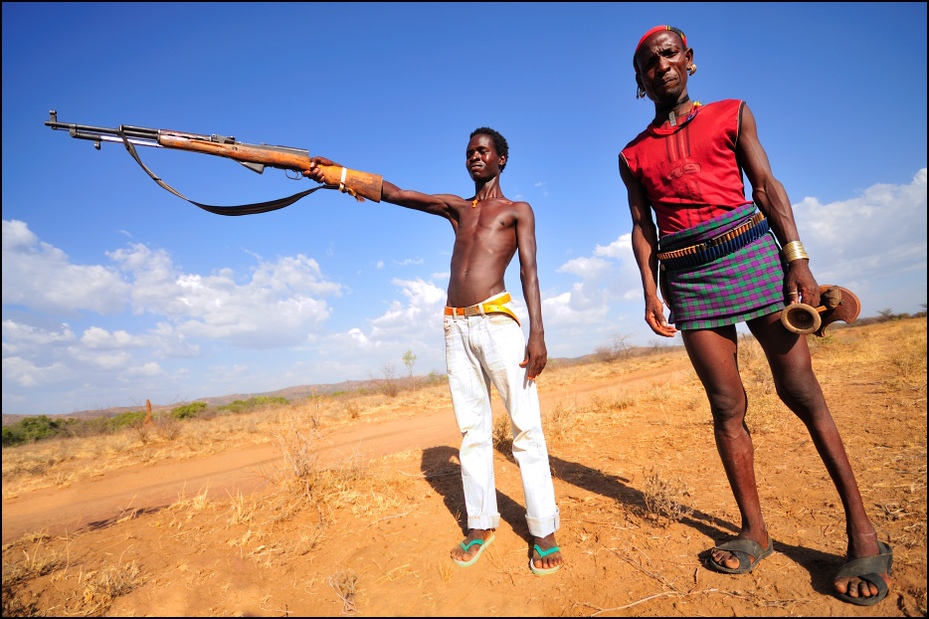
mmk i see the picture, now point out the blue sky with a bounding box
[3,2,926,416]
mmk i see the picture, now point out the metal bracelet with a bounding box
[782,240,810,263]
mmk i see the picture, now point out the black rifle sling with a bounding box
[118,127,327,216]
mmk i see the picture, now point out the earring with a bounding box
[636,85,646,99]
[687,64,697,75]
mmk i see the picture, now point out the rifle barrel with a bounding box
[46,110,313,176]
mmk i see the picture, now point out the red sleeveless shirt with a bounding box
[620,99,753,236]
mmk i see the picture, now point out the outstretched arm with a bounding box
[619,155,677,337]
[515,203,547,380]
[305,157,461,219]
[736,103,820,308]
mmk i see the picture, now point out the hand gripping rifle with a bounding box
[44,110,383,216]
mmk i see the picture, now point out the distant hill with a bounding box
[1,378,377,427]
[1,355,608,428]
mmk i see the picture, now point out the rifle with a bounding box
[44,110,382,216]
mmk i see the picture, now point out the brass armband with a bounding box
[782,240,810,263]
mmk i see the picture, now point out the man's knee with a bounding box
[708,392,747,426]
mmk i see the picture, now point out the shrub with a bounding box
[1,415,70,447]
[171,401,208,420]
[218,396,288,414]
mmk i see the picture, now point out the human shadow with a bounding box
[545,453,851,596]
[421,445,532,540]
[547,453,734,539]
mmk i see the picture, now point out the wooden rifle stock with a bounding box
[156,132,382,202]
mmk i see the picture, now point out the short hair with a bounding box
[470,127,509,170]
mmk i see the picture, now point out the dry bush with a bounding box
[1,580,39,618]
[640,465,693,524]
[152,412,182,442]
[879,326,927,394]
[2,534,61,587]
[168,485,214,525]
[492,413,512,452]
[267,407,401,529]
[588,392,638,414]
[71,560,142,616]
[545,400,575,442]
[328,568,359,613]
[227,489,259,526]
[276,413,323,484]
[341,396,363,420]
[1,548,141,618]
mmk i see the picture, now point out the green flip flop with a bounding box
[529,544,563,575]
[452,534,495,568]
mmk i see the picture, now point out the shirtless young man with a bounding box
[305,127,562,575]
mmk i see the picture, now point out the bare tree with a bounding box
[379,362,400,397]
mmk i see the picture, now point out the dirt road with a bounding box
[2,406,460,545]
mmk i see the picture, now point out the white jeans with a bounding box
[443,296,560,538]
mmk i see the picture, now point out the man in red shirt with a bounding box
[619,25,891,606]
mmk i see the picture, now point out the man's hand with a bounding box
[785,260,820,308]
[645,295,677,338]
[303,156,341,184]
[520,336,547,380]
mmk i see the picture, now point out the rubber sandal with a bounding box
[452,534,495,567]
[529,544,562,575]
[707,538,775,574]
[834,541,893,606]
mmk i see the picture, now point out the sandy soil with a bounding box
[2,319,926,617]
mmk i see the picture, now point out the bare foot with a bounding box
[450,529,495,566]
[530,532,563,574]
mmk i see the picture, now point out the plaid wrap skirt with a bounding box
[659,203,786,330]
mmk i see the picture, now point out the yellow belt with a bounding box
[444,293,520,325]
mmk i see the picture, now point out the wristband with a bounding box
[782,240,810,263]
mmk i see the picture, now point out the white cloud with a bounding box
[2,170,925,415]
[2,219,131,314]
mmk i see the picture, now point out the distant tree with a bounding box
[402,350,417,381]
[877,308,896,320]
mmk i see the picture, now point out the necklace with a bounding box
[667,101,701,128]
[666,95,692,127]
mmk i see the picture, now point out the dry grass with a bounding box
[1,317,925,616]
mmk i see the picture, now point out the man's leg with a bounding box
[748,313,889,601]
[444,315,499,564]
[682,326,772,571]
[481,314,562,572]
